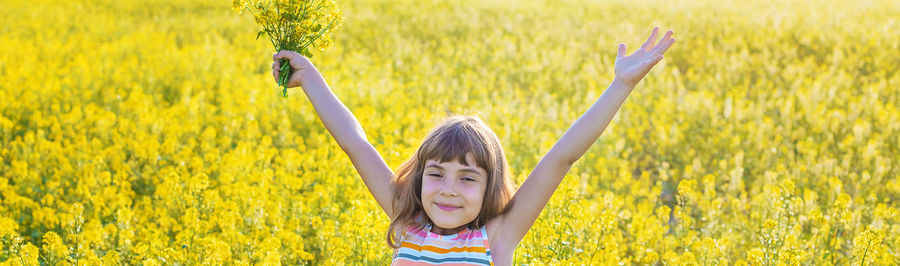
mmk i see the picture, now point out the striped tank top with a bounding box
[391,223,494,265]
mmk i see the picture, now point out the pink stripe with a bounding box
[405,225,484,240]
[402,238,487,249]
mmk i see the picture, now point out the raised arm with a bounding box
[273,50,395,215]
[494,27,676,245]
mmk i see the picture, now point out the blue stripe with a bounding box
[395,248,486,261]
[394,253,491,265]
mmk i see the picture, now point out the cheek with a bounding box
[420,179,438,198]
[462,184,486,206]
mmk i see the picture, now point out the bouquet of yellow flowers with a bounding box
[232,0,343,98]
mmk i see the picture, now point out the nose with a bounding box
[438,178,458,197]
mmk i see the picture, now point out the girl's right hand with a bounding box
[272,50,315,88]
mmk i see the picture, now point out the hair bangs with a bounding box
[419,122,491,171]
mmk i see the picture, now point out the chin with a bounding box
[428,208,471,229]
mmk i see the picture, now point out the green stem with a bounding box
[830,228,841,264]
[279,61,292,98]
[861,237,872,266]
[298,19,335,50]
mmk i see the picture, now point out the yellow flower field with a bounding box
[1,0,898,264]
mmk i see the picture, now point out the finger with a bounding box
[652,37,676,55]
[640,26,660,51]
[274,49,300,61]
[617,43,626,60]
[648,54,664,66]
[656,30,673,47]
[274,50,290,60]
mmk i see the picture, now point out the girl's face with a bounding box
[421,154,487,234]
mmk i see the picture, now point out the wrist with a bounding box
[299,67,323,89]
[611,77,637,91]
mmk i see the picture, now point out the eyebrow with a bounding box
[424,163,483,176]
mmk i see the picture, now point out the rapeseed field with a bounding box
[0,0,898,264]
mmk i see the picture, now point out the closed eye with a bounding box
[462,177,476,182]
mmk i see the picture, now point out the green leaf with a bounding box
[256,30,266,40]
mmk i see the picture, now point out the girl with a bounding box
[272,26,676,265]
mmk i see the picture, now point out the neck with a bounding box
[430,224,468,235]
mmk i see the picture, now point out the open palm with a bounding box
[615,26,676,87]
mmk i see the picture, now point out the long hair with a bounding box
[386,115,515,249]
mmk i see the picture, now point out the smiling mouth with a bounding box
[435,203,461,211]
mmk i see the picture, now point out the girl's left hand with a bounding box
[614,26,676,88]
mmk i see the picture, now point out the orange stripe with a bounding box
[400,241,486,254]
[394,261,484,266]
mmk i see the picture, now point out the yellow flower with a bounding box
[263,251,282,266]
[852,227,883,264]
[231,0,246,12]
[780,179,796,196]
[188,173,209,194]
[834,193,851,208]
[675,251,697,265]
[103,250,120,265]
[0,217,18,237]
[762,219,777,232]
[66,203,85,233]
[808,209,824,225]
[81,249,103,265]
[201,237,232,264]
[677,179,698,205]
[642,249,659,264]
[314,37,334,51]
[42,231,68,259]
[82,220,105,249]
[656,205,671,225]
[32,207,59,228]
[18,242,39,265]
[116,208,132,228]
[747,248,765,265]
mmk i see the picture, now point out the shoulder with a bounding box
[396,220,429,242]
[394,211,426,237]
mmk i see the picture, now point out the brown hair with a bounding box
[386,115,515,249]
